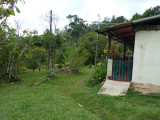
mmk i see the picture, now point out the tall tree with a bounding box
[110,15,127,23]
[40,11,60,34]
[131,13,142,21]
[41,11,60,73]
[131,6,160,21]
[142,6,160,17]
[66,14,88,47]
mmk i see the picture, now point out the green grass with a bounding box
[0,67,160,120]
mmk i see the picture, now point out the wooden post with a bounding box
[94,33,99,78]
[108,36,111,59]
[124,42,126,60]
[106,36,111,80]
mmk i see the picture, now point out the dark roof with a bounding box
[96,15,160,48]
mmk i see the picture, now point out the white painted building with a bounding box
[132,30,160,86]
[97,15,160,87]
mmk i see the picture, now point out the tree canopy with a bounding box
[131,5,160,21]
[0,4,159,82]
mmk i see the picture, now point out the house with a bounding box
[96,15,160,95]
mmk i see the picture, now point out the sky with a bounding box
[7,0,160,34]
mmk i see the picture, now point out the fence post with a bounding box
[106,36,112,80]
[124,42,126,60]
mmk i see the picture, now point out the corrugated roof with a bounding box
[133,14,160,24]
[96,15,160,48]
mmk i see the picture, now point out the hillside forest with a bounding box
[0,0,160,84]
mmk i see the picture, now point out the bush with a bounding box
[19,66,28,72]
[26,58,38,72]
[54,64,59,68]
[41,65,48,69]
[59,64,63,69]
[91,61,107,84]
[54,64,64,69]
[65,62,70,67]
[46,69,57,80]
[68,47,89,71]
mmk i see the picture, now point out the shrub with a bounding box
[89,64,92,68]
[65,62,70,67]
[41,65,48,69]
[47,68,57,80]
[54,64,64,69]
[54,64,59,68]
[91,61,107,84]
[59,64,63,69]
[68,47,89,71]
[26,58,38,72]
[19,66,28,72]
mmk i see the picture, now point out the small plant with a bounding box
[91,65,94,68]
[19,66,28,72]
[46,69,57,80]
[41,65,48,69]
[65,62,70,67]
[59,64,63,69]
[89,64,92,68]
[97,62,102,66]
[91,61,107,84]
[54,63,64,69]
[54,64,59,68]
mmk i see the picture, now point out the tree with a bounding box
[0,24,10,79]
[142,6,160,18]
[131,6,160,21]
[42,29,55,72]
[110,15,116,23]
[0,0,23,23]
[0,24,21,81]
[66,45,89,71]
[78,32,107,64]
[40,11,60,34]
[131,13,142,21]
[25,46,46,71]
[66,14,88,47]
[0,0,26,81]
[7,28,37,81]
[41,11,60,74]
[110,15,127,23]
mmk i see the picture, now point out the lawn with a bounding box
[0,67,160,120]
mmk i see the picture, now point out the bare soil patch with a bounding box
[58,67,78,74]
[20,69,32,74]
[131,82,160,94]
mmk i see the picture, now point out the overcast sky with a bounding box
[8,0,160,34]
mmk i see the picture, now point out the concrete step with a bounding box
[98,80,131,96]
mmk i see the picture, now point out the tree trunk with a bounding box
[48,52,52,73]
[48,10,53,74]
[94,33,99,78]
[16,62,19,74]
[38,62,41,71]
[8,55,15,81]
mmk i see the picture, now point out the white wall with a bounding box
[132,30,160,86]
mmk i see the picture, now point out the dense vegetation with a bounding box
[0,1,160,83]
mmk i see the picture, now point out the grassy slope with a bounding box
[0,67,160,120]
